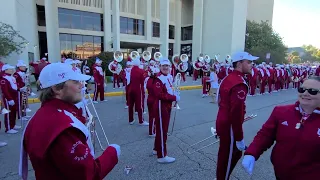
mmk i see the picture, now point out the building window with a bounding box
[120,17,145,35]
[169,43,174,57]
[181,44,192,58]
[58,8,103,31]
[37,5,46,26]
[152,22,160,37]
[181,26,193,41]
[169,25,175,39]
[59,33,104,59]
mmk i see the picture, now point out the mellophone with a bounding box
[187,114,258,154]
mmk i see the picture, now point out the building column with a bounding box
[44,0,60,62]
[201,0,248,59]
[174,0,182,55]
[191,0,203,62]
[103,0,112,51]
[112,0,120,51]
[145,0,152,41]
[159,0,169,57]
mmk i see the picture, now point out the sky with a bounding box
[272,0,320,48]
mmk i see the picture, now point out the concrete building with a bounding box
[0,0,274,64]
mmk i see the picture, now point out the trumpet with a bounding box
[168,73,182,136]
[84,92,110,153]
[187,114,257,154]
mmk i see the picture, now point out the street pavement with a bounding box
[0,87,298,180]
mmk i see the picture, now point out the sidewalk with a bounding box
[27,76,202,104]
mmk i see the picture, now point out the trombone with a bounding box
[187,114,257,154]
[84,91,110,153]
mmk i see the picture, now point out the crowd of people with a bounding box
[0,50,319,179]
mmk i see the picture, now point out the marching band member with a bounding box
[146,71,157,137]
[284,65,290,89]
[178,62,187,82]
[0,64,19,134]
[207,67,219,103]
[92,58,106,103]
[13,60,30,121]
[202,73,210,97]
[127,56,149,125]
[124,59,133,109]
[258,64,267,95]
[152,58,180,163]
[248,64,258,96]
[265,65,273,93]
[193,58,203,81]
[110,60,121,89]
[81,60,92,92]
[215,52,258,180]
[242,76,320,179]
[19,63,120,180]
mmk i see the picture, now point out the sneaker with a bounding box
[157,156,175,164]
[129,120,135,125]
[0,142,7,147]
[139,121,149,126]
[103,99,108,102]
[143,111,147,114]
[6,129,18,134]
[26,108,32,112]
[13,125,21,130]
[124,106,128,109]
[149,134,156,138]
[152,150,157,155]
[93,101,98,104]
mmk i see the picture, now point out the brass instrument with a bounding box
[172,54,180,69]
[187,114,258,154]
[108,51,123,75]
[154,52,162,62]
[168,73,182,136]
[130,51,140,60]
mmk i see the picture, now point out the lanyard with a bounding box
[295,112,311,129]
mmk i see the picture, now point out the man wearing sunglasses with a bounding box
[243,76,320,179]
[215,52,259,180]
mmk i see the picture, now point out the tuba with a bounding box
[172,54,180,69]
[142,51,151,61]
[108,51,123,75]
[180,54,189,63]
[130,51,140,60]
[154,52,162,62]
[177,54,188,72]
[202,55,211,72]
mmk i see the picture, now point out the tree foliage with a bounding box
[301,44,320,62]
[245,20,288,64]
[0,22,28,58]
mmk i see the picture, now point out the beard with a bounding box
[62,92,82,104]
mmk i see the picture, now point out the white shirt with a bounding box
[209,72,219,88]
[158,74,174,95]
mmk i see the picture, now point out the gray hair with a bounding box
[38,82,65,103]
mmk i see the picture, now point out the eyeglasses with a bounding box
[298,87,320,95]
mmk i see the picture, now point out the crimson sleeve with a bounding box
[153,80,176,102]
[1,80,14,101]
[244,107,278,160]
[48,128,118,180]
[93,69,100,83]
[229,84,248,141]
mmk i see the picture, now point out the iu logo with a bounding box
[58,73,66,79]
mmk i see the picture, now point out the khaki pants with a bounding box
[209,88,217,103]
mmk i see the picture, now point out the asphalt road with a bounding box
[0,87,298,180]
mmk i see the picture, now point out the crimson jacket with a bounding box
[245,102,320,180]
[22,99,118,180]
[146,77,156,104]
[92,64,104,84]
[216,70,248,141]
[128,66,147,93]
[13,71,26,89]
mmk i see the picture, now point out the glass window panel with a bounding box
[82,36,94,59]
[82,16,94,30]
[120,17,128,33]
[71,35,83,59]
[127,18,134,34]
[138,23,144,35]
[70,14,82,29]
[58,13,71,28]
[93,36,102,55]
[92,17,101,31]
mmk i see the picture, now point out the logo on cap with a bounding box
[58,73,66,79]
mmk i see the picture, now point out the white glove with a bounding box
[20,87,27,92]
[8,100,15,106]
[175,94,180,102]
[236,139,246,151]
[109,144,121,159]
[242,155,255,175]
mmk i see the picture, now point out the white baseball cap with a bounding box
[231,52,259,63]
[39,63,91,89]
[2,64,15,71]
[160,58,171,66]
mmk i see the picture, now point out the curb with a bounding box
[26,85,202,104]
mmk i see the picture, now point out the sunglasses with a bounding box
[298,87,320,95]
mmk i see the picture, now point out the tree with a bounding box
[245,20,288,64]
[301,44,320,62]
[291,51,300,57]
[0,22,28,58]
